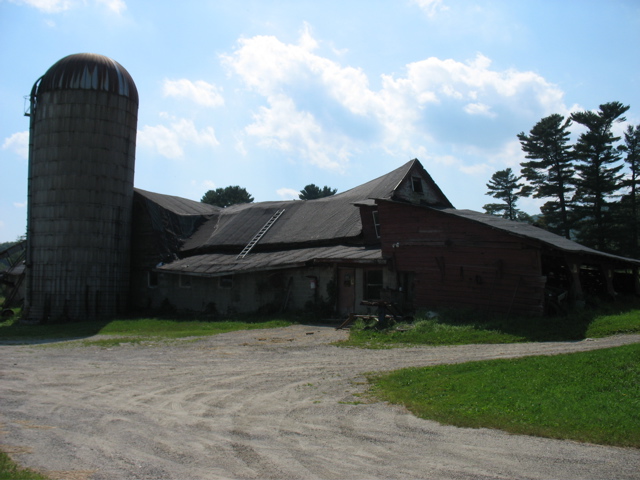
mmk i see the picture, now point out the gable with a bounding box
[391,160,453,208]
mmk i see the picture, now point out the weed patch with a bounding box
[0,450,50,480]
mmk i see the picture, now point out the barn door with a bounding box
[338,268,355,315]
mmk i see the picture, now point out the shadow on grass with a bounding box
[433,295,640,342]
[0,316,113,344]
[0,309,316,345]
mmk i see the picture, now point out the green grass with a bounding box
[0,312,293,343]
[0,451,50,480]
[368,343,640,447]
[341,298,640,348]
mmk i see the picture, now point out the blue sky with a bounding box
[1,0,639,242]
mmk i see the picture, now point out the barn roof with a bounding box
[157,245,384,277]
[134,188,220,216]
[439,208,640,265]
[182,158,443,252]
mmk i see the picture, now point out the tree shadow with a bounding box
[432,295,640,342]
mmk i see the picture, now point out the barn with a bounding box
[129,159,640,317]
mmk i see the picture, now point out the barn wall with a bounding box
[136,265,337,315]
[378,202,545,315]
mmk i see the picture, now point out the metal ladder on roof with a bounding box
[236,209,285,259]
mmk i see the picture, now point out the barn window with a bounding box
[179,274,192,288]
[364,269,383,300]
[148,271,158,288]
[411,176,424,193]
[219,275,233,288]
[372,210,381,238]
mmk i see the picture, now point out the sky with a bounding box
[1,0,640,242]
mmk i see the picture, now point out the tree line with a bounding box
[200,183,337,208]
[484,101,640,258]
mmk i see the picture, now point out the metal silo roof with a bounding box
[34,53,139,105]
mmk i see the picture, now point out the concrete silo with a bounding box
[25,53,138,322]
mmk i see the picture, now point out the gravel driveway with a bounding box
[1,325,639,480]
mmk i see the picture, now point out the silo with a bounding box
[25,53,138,322]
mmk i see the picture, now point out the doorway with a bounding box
[338,268,355,315]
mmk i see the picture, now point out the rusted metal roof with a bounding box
[34,53,139,105]
[156,245,384,277]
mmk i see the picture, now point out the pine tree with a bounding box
[617,124,640,256]
[483,168,532,221]
[517,113,574,238]
[571,101,630,251]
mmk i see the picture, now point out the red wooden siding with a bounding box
[378,202,545,315]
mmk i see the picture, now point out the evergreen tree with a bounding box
[483,168,532,221]
[570,102,630,251]
[299,184,337,200]
[617,124,640,256]
[518,114,574,238]
[201,186,254,208]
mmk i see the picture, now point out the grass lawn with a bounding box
[342,298,640,348]
[368,343,640,448]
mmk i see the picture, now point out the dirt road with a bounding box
[1,326,639,480]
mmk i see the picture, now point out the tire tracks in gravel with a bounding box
[1,327,639,480]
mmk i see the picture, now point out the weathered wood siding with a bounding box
[379,202,545,315]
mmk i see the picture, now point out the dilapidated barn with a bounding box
[129,159,640,317]
[17,53,638,322]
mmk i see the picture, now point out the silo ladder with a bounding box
[236,209,285,259]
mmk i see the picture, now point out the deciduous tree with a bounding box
[201,186,254,208]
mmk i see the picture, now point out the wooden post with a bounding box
[567,260,584,306]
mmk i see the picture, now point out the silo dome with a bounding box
[35,53,138,105]
[25,53,138,322]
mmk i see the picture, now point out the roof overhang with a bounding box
[156,245,386,278]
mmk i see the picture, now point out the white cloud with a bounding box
[2,131,29,159]
[96,0,126,14]
[276,188,300,200]
[163,79,224,108]
[411,0,448,17]
[459,162,492,176]
[464,102,496,117]
[138,115,219,160]
[190,179,216,192]
[13,201,27,208]
[10,0,127,14]
[245,95,351,170]
[9,0,73,12]
[222,29,567,174]
[298,22,318,51]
